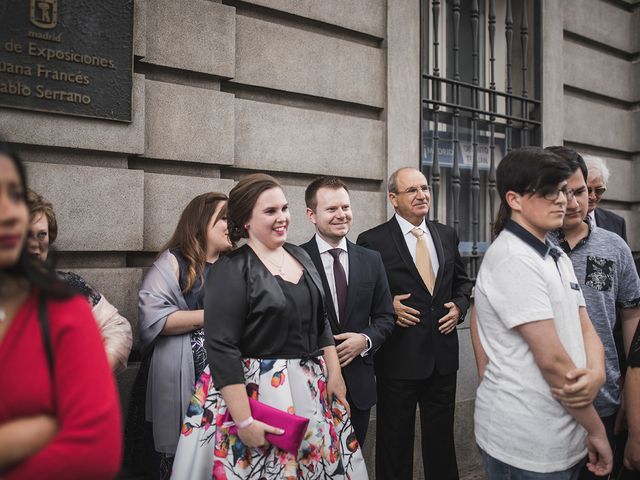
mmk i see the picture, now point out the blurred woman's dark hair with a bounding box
[493,147,573,238]
[0,143,72,299]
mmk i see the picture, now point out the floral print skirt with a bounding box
[171,357,368,479]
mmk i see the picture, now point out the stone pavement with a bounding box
[461,472,486,480]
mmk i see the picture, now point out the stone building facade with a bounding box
[1,0,638,478]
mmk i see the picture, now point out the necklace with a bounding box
[262,248,286,275]
[0,308,5,322]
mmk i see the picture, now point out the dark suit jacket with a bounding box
[595,207,627,242]
[357,216,473,380]
[300,236,395,410]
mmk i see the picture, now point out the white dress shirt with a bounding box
[394,213,440,276]
[588,210,596,228]
[315,234,349,314]
[314,234,371,355]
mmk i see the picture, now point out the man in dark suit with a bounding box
[300,176,395,446]
[357,167,473,480]
[585,155,627,241]
[594,208,627,241]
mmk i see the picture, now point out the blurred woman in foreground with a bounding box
[0,144,122,479]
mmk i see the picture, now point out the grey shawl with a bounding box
[139,250,195,455]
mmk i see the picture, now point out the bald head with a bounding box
[387,167,431,225]
[388,167,423,194]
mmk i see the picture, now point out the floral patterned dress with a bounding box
[171,276,368,479]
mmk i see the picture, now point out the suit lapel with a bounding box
[388,217,430,292]
[299,239,340,333]
[594,208,603,227]
[425,220,445,297]
[343,240,359,325]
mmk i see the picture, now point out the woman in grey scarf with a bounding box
[125,192,233,480]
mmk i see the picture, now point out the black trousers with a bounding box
[375,371,458,480]
[346,391,371,447]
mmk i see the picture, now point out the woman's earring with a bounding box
[244,224,249,230]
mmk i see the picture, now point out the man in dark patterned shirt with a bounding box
[547,147,640,480]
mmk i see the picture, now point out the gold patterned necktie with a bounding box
[411,227,436,294]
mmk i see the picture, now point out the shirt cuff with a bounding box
[360,334,372,357]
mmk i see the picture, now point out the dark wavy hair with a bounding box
[227,173,282,243]
[493,147,572,238]
[162,192,230,293]
[0,143,72,299]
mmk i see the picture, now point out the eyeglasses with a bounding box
[396,185,431,196]
[541,186,578,202]
[587,186,607,197]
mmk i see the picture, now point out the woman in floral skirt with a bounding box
[172,174,368,479]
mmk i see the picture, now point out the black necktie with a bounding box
[328,248,347,323]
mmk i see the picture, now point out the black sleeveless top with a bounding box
[275,274,315,355]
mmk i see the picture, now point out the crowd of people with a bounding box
[0,141,639,480]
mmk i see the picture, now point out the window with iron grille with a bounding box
[421,0,542,278]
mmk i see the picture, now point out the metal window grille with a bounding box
[421,0,542,278]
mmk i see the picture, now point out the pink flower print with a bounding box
[213,460,228,479]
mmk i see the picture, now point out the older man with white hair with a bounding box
[584,155,627,242]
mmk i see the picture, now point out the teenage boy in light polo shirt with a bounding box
[472,147,612,479]
[545,146,640,480]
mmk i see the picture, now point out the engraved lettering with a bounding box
[0,80,31,97]
[3,39,23,54]
[36,64,90,85]
[35,84,91,104]
[0,61,33,77]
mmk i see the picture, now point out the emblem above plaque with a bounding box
[30,0,59,29]
[0,0,133,122]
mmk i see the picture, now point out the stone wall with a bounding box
[543,0,640,250]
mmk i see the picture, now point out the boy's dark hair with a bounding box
[494,147,573,237]
[304,176,349,211]
[544,146,588,181]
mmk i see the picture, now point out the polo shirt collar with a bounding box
[551,219,592,255]
[315,234,347,255]
[504,219,560,260]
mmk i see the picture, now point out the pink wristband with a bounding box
[236,415,254,429]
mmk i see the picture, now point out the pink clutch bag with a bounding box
[221,398,310,454]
